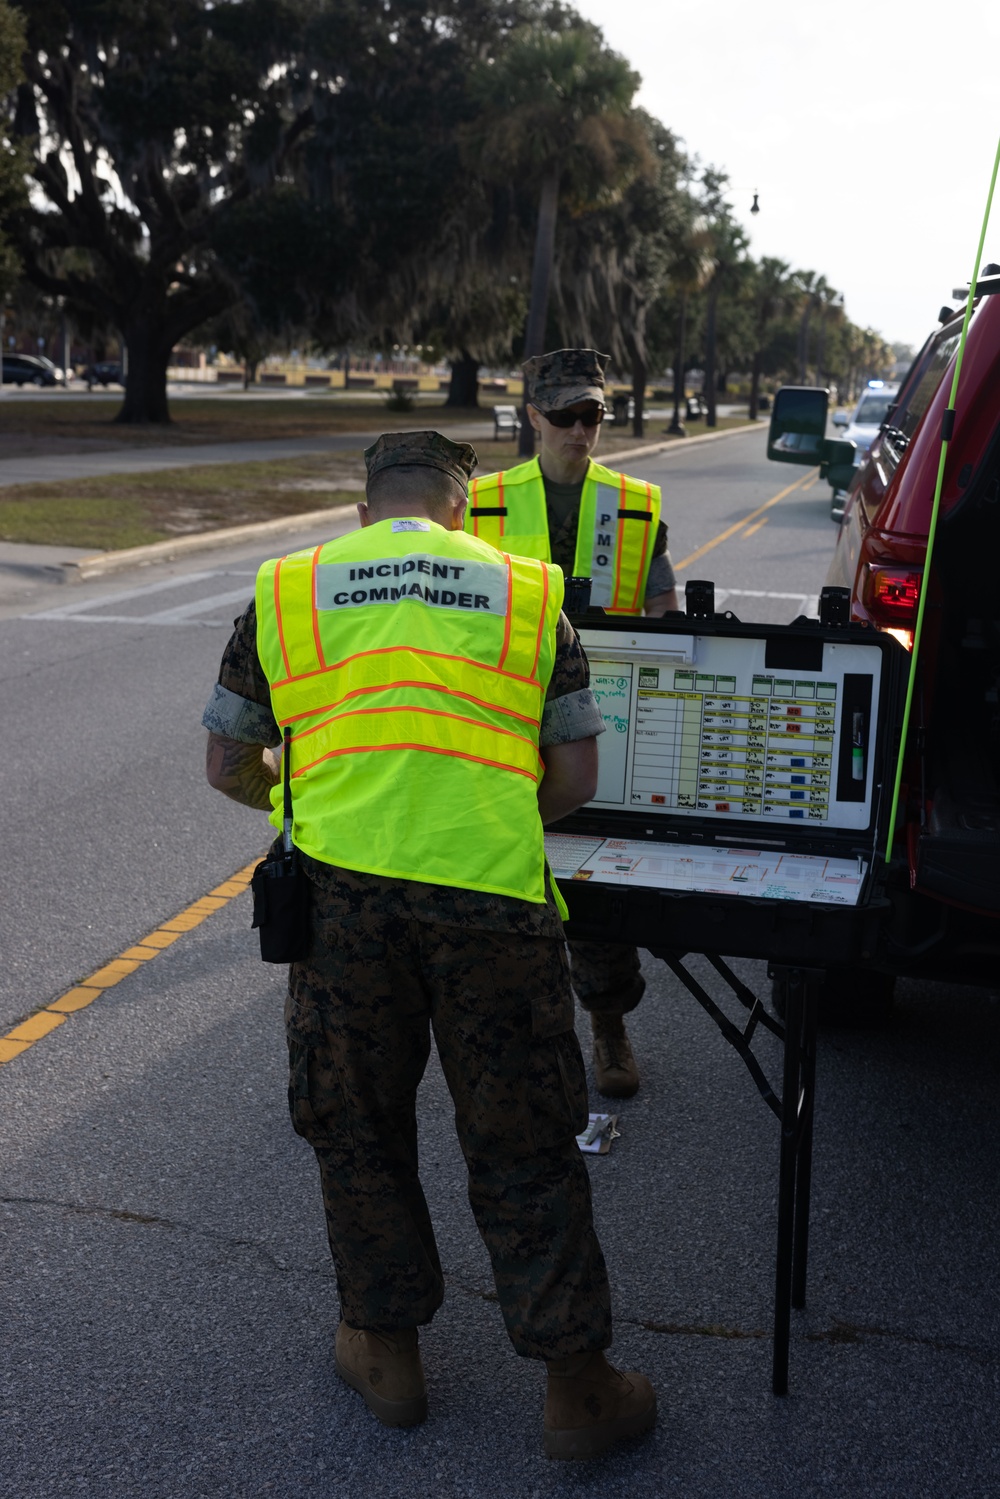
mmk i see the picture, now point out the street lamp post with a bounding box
[667,292,688,437]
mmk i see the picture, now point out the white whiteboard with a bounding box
[581,627,884,833]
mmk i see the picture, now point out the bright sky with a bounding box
[573,0,1000,351]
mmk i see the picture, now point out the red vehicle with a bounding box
[770,279,1000,1013]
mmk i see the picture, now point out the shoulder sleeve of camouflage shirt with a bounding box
[539,609,605,747]
[644,550,677,602]
[200,600,281,747]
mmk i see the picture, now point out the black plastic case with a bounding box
[550,609,909,967]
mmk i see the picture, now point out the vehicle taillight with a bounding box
[865,566,922,625]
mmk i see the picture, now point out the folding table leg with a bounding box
[771,966,821,1394]
[772,965,803,1395]
[792,977,818,1309]
[645,949,821,1396]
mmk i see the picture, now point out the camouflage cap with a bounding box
[522,348,611,413]
[363,430,478,491]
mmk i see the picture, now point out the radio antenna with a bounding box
[883,136,1000,860]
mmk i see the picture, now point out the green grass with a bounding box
[0,454,365,550]
[0,496,167,550]
[0,412,758,549]
[0,393,487,451]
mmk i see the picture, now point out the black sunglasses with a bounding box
[544,404,605,429]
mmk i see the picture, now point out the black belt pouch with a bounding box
[250,725,310,962]
[251,849,310,963]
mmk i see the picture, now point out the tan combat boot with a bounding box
[591,1012,640,1098]
[543,1350,656,1459]
[334,1321,427,1427]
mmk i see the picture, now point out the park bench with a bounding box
[492,404,521,440]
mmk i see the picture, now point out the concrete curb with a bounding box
[66,504,358,581]
[64,420,763,582]
[609,419,764,466]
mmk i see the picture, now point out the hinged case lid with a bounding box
[547,607,909,963]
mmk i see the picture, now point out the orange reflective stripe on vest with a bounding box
[255,518,563,904]
[465,456,660,613]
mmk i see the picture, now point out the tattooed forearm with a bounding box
[205,732,280,811]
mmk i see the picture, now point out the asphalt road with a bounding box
[2,427,998,1498]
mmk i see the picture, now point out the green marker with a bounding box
[852,710,864,781]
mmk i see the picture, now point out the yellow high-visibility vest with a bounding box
[465,455,661,614]
[254,518,564,905]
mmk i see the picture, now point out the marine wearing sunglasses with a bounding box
[469,348,678,1109]
[542,403,605,429]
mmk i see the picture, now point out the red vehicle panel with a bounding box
[819,291,1000,991]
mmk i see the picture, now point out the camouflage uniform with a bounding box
[204,431,612,1358]
[523,350,664,1018]
[285,880,609,1354]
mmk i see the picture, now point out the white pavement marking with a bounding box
[23,577,824,627]
[143,586,257,624]
[22,569,258,627]
[714,588,820,618]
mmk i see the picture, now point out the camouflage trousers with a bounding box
[567,941,646,1015]
[285,910,613,1360]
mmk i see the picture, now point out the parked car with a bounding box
[829,380,900,519]
[766,282,1000,1017]
[1,353,61,386]
[87,361,125,387]
[35,354,67,383]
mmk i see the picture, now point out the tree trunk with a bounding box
[114,314,172,424]
[518,167,560,457]
[445,350,480,408]
[667,293,687,436]
[630,353,646,439]
[704,282,718,428]
[797,303,813,384]
[748,349,763,421]
[815,318,827,387]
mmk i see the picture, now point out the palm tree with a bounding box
[747,257,796,420]
[663,219,714,435]
[701,211,749,428]
[796,270,833,383]
[467,22,649,454]
[814,286,844,390]
[547,114,687,437]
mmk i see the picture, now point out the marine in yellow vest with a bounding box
[202,430,656,1458]
[467,349,675,1101]
[467,347,678,617]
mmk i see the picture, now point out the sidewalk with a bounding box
[0,427,495,488]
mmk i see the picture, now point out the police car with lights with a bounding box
[828,380,899,520]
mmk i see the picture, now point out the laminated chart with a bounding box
[544,832,866,906]
[585,633,881,833]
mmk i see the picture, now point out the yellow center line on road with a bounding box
[0,860,261,1069]
[673,467,820,573]
[742,516,770,541]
